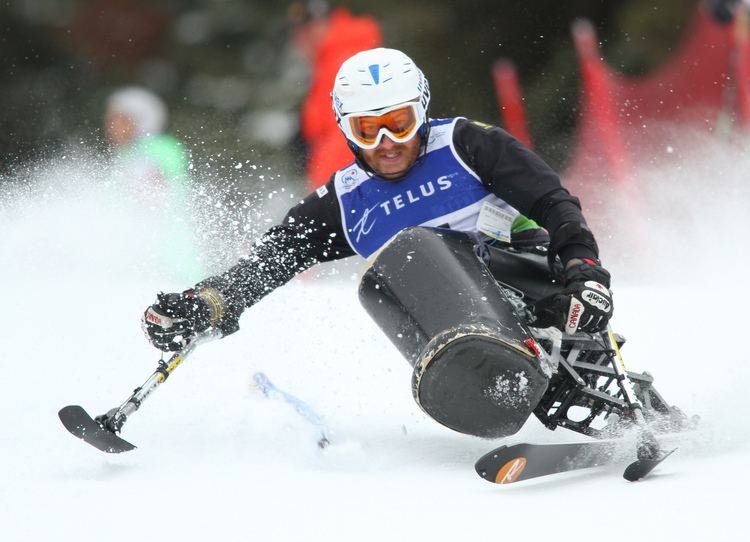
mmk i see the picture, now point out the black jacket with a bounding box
[199,119,600,312]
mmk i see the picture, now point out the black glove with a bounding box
[142,288,239,351]
[531,259,613,334]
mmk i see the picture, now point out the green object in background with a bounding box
[510,214,540,233]
[132,134,189,189]
[115,134,204,282]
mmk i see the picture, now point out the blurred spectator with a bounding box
[289,1,382,190]
[105,86,203,280]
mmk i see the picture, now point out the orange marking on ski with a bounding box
[495,457,527,484]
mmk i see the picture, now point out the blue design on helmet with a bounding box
[368,64,380,85]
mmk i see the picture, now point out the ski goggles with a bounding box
[340,102,424,150]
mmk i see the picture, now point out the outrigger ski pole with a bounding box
[603,325,676,480]
[58,329,223,453]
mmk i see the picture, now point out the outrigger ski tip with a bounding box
[623,446,677,482]
[58,405,136,453]
[58,331,222,455]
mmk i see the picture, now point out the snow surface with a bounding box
[2,141,749,542]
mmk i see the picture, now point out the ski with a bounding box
[58,405,136,453]
[253,372,330,448]
[475,440,623,484]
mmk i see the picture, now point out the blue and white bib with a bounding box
[333,118,519,258]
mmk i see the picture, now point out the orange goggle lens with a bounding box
[347,105,418,146]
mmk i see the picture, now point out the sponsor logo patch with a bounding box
[375,174,456,216]
[496,457,527,484]
[566,299,585,334]
[145,310,163,326]
[584,280,609,294]
[351,204,379,242]
[316,185,329,198]
[582,290,611,313]
[166,355,185,374]
[332,94,343,115]
[341,169,358,189]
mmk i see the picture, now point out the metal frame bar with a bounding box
[531,327,684,438]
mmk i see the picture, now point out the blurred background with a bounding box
[0,0,706,180]
[2,0,747,277]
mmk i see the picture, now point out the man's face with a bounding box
[359,134,421,180]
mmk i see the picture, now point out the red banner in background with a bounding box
[493,4,750,213]
[492,60,533,149]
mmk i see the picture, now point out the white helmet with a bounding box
[106,86,167,137]
[332,48,430,149]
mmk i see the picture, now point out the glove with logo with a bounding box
[142,288,240,351]
[531,259,613,335]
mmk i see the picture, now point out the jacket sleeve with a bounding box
[197,178,355,311]
[452,118,600,265]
